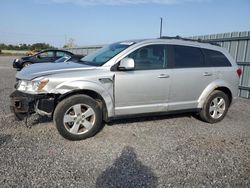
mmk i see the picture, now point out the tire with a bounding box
[23,62,32,68]
[199,90,230,123]
[14,112,26,121]
[54,94,103,140]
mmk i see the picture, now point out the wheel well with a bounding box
[215,87,232,105]
[56,90,108,121]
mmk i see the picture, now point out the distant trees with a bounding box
[0,43,55,51]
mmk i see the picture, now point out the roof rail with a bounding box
[159,35,221,46]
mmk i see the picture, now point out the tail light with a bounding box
[236,68,242,78]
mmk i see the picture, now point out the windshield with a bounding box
[80,42,134,66]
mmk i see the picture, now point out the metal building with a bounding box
[190,31,250,98]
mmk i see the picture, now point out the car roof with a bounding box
[122,37,223,51]
[38,49,74,55]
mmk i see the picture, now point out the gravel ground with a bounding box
[0,56,249,187]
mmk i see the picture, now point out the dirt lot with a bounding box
[0,56,249,187]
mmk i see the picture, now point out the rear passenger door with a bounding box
[56,51,68,61]
[203,48,232,81]
[37,51,55,63]
[168,45,215,111]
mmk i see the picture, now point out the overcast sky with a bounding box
[0,0,249,47]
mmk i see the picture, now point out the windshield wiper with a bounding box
[77,61,100,66]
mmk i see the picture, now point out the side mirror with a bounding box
[119,58,135,71]
[37,55,41,59]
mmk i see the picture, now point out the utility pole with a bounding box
[64,35,67,47]
[160,17,163,38]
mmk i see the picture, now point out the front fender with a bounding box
[197,79,234,108]
[50,80,114,117]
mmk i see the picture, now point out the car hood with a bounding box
[16,62,95,80]
[21,56,32,61]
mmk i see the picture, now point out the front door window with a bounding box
[127,45,167,70]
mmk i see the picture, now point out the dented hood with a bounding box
[16,62,96,80]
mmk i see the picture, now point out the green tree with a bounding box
[0,43,55,51]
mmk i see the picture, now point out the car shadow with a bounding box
[0,134,12,146]
[29,115,52,126]
[107,112,196,126]
[25,112,197,127]
[96,146,158,188]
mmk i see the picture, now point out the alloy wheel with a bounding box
[209,97,226,119]
[63,104,96,135]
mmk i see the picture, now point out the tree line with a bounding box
[0,43,55,51]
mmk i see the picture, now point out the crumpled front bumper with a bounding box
[10,91,37,114]
[10,90,55,120]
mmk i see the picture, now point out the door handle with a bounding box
[158,74,170,78]
[203,72,213,76]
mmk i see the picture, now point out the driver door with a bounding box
[114,44,171,116]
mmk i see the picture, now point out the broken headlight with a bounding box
[17,78,49,93]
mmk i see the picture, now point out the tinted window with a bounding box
[127,45,167,70]
[173,45,204,68]
[56,51,66,57]
[39,51,54,58]
[203,49,231,67]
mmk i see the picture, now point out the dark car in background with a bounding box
[54,54,84,63]
[13,49,74,70]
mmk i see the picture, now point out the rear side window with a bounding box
[203,49,231,67]
[56,51,66,57]
[173,45,205,68]
[39,51,54,58]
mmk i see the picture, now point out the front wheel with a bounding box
[199,90,230,123]
[54,95,103,140]
[13,112,26,121]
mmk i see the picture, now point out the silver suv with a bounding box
[10,37,241,140]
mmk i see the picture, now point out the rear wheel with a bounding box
[54,95,103,140]
[199,90,230,123]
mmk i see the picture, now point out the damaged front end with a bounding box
[10,90,55,121]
